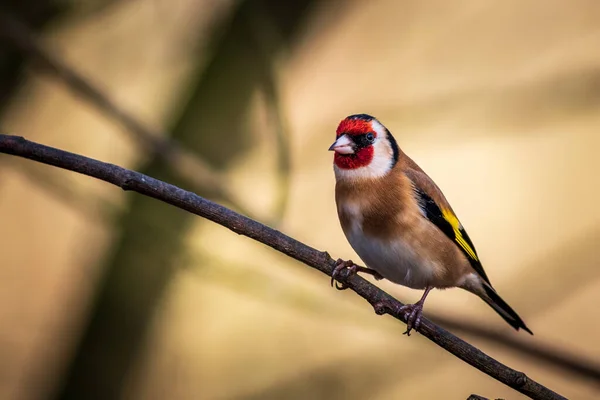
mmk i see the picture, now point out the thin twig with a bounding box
[0,11,255,218]
[0,134,567,400]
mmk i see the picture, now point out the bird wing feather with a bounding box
[404,167,491,285]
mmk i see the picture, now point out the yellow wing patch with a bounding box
[441,208,479,262]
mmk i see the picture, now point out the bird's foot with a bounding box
[372,300,424,336]
[330,259,383,290]
[400,302,425,336]
[331,259,357,290]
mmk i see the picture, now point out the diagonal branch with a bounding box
[0,133,566,400]
[0,11,255,218]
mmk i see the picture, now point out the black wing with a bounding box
[414,187,491,285]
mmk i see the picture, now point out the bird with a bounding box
[328,113,532,335]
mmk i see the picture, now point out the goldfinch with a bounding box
[329,113,532,335]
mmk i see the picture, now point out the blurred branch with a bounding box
[0,11,255,218]
[431,314,600,383]
[249,7,292,221]
[0,134,567,400]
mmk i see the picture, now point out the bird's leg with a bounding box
[330,258,383,290]
[400,287,432,336]
[373,286,433,336]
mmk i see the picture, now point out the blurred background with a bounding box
[0,1,599,399]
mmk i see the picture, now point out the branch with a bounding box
[0,11,254,218]
[0,134,566,400]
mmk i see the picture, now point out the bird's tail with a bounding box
[477,282,533,335]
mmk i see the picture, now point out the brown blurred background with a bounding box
[1,1,599,399]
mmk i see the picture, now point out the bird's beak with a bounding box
[328,134,354,154]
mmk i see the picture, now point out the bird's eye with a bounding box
[366,133,375,142]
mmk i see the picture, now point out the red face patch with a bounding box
[333,117,376,169]
[334,147,373,169]
[336,118,374,137]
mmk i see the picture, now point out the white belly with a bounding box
[343,217,435,290]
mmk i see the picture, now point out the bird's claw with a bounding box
[331,260,385,290]
[330,259,356,290]
[372,300,424,336]
[400,303,424,336]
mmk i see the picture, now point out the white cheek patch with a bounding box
[334,120,393,181]
[370,119,387,138]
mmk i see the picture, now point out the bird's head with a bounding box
[329,114,399,181]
